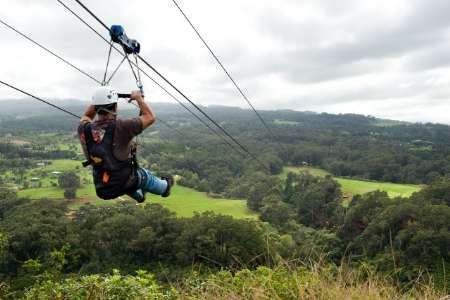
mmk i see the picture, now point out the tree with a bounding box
[283,172,296,201]
[0,232,7,258]
[291,225,343,261]
[340,191,391,242]
[411,176,450,206]
[350,202,450,280]
[64,188,76,200]
[260,195,295,231]
[174,212,268,267]
[288,174,342,228]
[0,199,69,276]
[247,172,281,212]
[261,153,283,175]
[58,171,80,190]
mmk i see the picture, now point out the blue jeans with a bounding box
[134,168,168,195]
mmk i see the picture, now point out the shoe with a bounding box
[161,176,174,198]
[130,189,146,203]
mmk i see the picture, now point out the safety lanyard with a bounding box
[100,25,144,168]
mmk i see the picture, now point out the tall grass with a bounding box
[7,261,447,299]
[178,262,446,300]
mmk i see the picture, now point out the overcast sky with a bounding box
[1,0,450,124]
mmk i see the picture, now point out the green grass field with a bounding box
[281,166,423,198]
[39,160,82,172]
[18,162,256,220]
[12,159,422,216]
[18,186,256,219]
[282,166,330,178]
[18,186,118,209]
[151,186,256,219]
[273,119,301,126]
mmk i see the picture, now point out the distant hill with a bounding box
[0,98,417,127]
[0,99,188,117]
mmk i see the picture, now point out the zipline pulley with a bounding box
[110,25,140,55]
[101,25,144,95]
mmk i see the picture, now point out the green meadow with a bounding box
[281,166,423,198]
[16,160,422,218]
[18,160,256,219]
[19,185,256,219]
[151,186,256,219]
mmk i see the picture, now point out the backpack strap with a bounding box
[130,142,139,169]
[80,121,137,199]
[82,122,117,168]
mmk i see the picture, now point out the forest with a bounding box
[0,102,449,298]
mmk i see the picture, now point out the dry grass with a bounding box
[178,263,447,300]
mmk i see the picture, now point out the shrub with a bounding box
[24,270,175,300]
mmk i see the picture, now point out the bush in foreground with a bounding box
[23,270,175,300]
[19,265,446,300]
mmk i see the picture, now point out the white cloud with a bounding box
[1,0,450,124]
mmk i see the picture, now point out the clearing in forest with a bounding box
[17,160,256,219]
[281,166,423,198]
[18,185,256,219]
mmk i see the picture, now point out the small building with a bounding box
[50,171,62,177]
[29,178,41,188]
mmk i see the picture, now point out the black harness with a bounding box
[83,121,136,199]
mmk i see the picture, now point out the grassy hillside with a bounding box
[151,186,256,219]
[17,160,422,219]
[281,166,423,198]
[18,185,256,219]
[19,185,256,219]
[17,159,256,219]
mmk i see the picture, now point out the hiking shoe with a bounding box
[161,176,174,198]
[130,188,146,203]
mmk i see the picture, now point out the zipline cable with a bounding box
[70,0,269,169]
[0,79,184,138]
[0,22,185,139]
[136,55,262,164]
[154,117,185,137]
[0,16,222,145]
[127,101,185,138]
[0,19,101,85]
[0,80,81,119]
[56,0,247,156]
[170,0,282,148]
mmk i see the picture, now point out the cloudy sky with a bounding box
[1,0,450,124]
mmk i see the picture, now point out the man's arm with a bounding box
[130,91,156,130]
[81,105,96,123]
[78,105,96,162]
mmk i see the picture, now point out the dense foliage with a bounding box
[3,102,450,187]
[16,266,444,300]
[0,178,448,294]
[0,104,449,297]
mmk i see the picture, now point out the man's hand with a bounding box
[129,90,144,104]
[129,90,156,130]
[81,105,96,123]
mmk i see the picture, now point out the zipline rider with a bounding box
[78,86,173,203]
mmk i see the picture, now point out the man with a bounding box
[78,86,173,203]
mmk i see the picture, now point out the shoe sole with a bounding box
[161,176,174,198]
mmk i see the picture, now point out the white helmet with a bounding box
[92,86,118,106]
